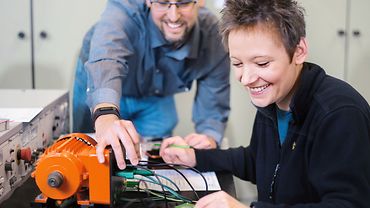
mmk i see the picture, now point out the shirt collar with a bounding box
[149,12,200,60]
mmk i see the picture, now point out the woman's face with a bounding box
[228,25,307,110]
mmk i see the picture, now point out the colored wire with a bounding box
[124,160,209,205]
[136,176,192,203]
[134,165,169,208]
[142,189,197,203]
[138,160,208,199]
[152,161,209,195]
[117,180,159,208]
[154,173,181,192]
[136,161,199,199]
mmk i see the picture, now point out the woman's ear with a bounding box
[294,37,308,64]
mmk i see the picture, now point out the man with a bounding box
[160,0,370,207]
[74,0,230,169]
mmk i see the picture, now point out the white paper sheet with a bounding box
[138,169,221,191]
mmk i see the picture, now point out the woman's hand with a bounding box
[195,191,248,208]
[184,133,217,149]
[160,136,197,167]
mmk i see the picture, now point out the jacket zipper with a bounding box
[269,163,280,202]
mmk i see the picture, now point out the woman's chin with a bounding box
[251,99,271,108]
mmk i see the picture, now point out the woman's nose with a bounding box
[240,66,258,85]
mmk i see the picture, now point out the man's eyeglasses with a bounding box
[150,0,197,12]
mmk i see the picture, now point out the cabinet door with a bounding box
[0,0,32,89]
[298,0,347,79]
[33,0,106,89]
[347,0,370,102]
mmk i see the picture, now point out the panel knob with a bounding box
[40,31,48,39]
[17,31,26,39]
[17,147,32,162]
[353,30,361,37]
[337,29,346,36]
[4,160,14,172]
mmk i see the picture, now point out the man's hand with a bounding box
[160,136,196,167]
[95,114,140,169]
[195,191,248,208]
[184,133,217,149]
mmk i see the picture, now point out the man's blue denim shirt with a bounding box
[84,0,230,143]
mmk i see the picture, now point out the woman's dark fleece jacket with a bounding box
[195,62,370,207]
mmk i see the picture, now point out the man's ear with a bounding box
[198,0,205,7]
[294,37,308,65]
[146,0,151,8]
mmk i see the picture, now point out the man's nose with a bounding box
[167,4,181,21]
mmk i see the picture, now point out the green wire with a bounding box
[134,176,184,200]
[142,175,190,202]
[135,176,193,203]
[118,196,162,202]
[147,174,181,192]
[115,165,197,204]
[144,189,193,203]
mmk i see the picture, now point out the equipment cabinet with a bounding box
[299,0,370,101]
[0,0,106,89]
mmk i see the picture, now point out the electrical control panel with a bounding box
[0,89,69,204]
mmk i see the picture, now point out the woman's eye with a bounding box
[257,62,269,67]
[232,63,243,68]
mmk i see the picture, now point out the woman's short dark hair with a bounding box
[220,0,306,60]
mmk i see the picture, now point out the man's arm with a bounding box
[85,1,144,169]
[191,10,231,146]
[192,52,231,146]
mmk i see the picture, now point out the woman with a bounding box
[160,0,370,207]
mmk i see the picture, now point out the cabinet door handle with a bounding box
[337,29,346,37]
[18,31,26,39]
[40,31,48,39]
[353,30,361,37]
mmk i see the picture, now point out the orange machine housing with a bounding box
[32,133,112,206]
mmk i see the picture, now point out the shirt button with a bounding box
[154,89,160,94]
[184,87,189,92]
[155,69,160,73]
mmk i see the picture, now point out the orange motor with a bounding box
[32,133,112,205]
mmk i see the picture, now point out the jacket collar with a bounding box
[290,62,326,124]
